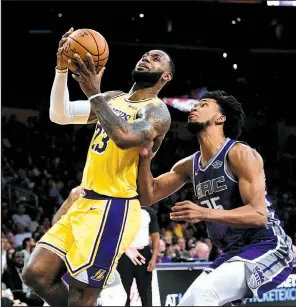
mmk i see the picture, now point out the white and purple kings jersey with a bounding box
[193,138,291,251]
[192,138,294,297]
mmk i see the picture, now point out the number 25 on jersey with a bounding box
[200,197,224,210]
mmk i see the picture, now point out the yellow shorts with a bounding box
[37,192,141,288]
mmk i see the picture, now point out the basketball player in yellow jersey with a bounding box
[23,28,174,306]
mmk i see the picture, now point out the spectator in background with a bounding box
[2,251,43,306]
[165,221,184,239]
[27,212,42,233]
[176,238,190,259]
[188,244,198,259]
[7,247,16,262]
[156,239,167,263]
[12,204,31,229]
[31,226,45,242]
[14,225,31,249]
[2,252,27,297]
[195,241,210,261]
[2,201,13,232]
[6,232,15,249]
[2,235,8,273]
[40,217,51,233]
[20,238,36,267]
[163,235,173,247]
[204,238,213,254]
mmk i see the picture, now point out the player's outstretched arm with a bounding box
[170,144,267,228]
[138,155,191,206]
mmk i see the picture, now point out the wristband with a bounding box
[88,93,102,101]
[56,67,68,73]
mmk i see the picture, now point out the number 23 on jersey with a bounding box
[91,123,110,154]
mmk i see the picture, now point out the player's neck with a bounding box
[127,83,160,101]
[197,129,226,166]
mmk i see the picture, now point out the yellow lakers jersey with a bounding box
[81,93,164,198]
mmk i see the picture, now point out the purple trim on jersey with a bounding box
[209,239,293,298]
[86,198,128,288]
[62,272,71,285]
[209,239,278,269]
[257,262,293,297]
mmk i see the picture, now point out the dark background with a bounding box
[2,1,296,122]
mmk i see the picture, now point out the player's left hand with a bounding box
[69,53,105,98]
[147,259,157,272]
[69,186,83,203]
[170,201,206,223]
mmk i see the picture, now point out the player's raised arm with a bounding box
[49,28,121,125]
[137,154,192,206]
[49,27,92,125]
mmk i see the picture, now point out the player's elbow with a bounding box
[49,110,68,125]
[139,188,159,206]
[255,211,267,227]
[113,135,139,150]
[115,141,132,150]
[138,187,156,206]
[49,109,61,124]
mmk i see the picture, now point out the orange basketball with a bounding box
[62,29,109,72]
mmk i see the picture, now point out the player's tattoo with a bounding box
[90,96,171,147]
[87,108,97,124]
[87,91,123,124]
[129,103,171,142]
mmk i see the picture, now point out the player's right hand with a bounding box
[56,27,74,70]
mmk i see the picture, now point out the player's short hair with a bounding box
[200,90,245,139]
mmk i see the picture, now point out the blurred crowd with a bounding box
[2,105,296,305]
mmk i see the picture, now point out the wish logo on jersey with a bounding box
[91,269,107,282]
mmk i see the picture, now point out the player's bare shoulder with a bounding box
[138,101,171,135]
[228,142,264,175]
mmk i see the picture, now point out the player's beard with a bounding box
[187,120,212,135]
[131,69,162,87]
